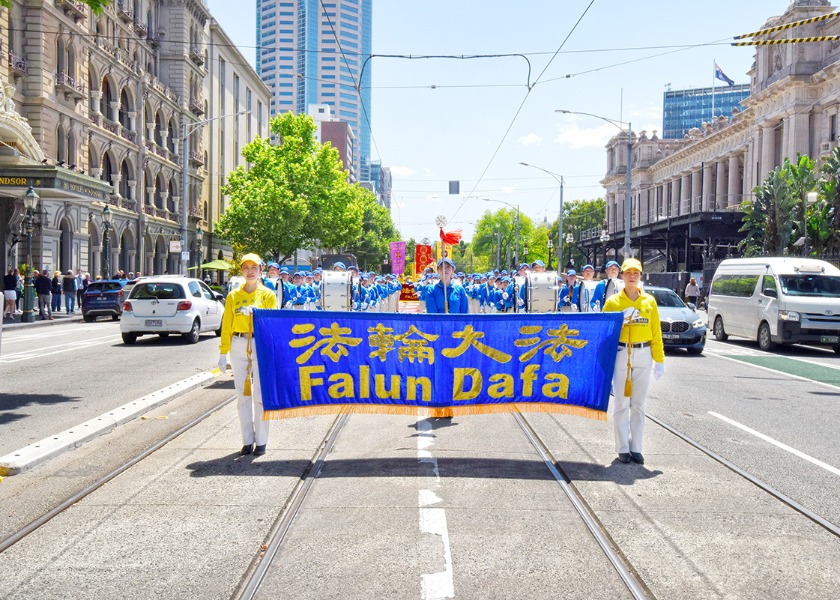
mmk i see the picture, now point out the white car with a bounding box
[120,276,224,344]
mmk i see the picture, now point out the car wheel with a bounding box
[122,332,138,345]
[158,333,169,339]
[757,322,776,352]
[713,317,728,341]
[214,324,222,337]
[182,319,200,344]
[83,315,94,323]
[687,347,704,355]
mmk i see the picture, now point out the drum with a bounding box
[579,280,597,313]
[320,270,352,311]
[525,272,559,313]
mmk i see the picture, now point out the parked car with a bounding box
[119,277,224,344]
[644,285,707,354]
[81,280,127,322]
[707,257,840,352]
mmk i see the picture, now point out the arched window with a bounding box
[103,153,115,186]
[154,113,163,146]
[88,71,97,113]
[119,89,130,128]
[67,45,75,78]
[120,161,131,198]
[167,120,176,152]
[167,179,176,213]
[56,125,66,163]
[145,171,154,206]
[56,38,66,74]
[100,78,111,118]
[67,129,76,166]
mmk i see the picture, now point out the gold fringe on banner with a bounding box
[263,403,607,422]
[732,36,840,46]
[733,11,840,40]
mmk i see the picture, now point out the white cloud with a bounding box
[500,186,516,194]
[553,122,619,149]
[517,133,542,146]
[389,165,414,177]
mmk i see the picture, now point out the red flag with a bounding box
[439,227,462,245]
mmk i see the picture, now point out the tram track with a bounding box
[0,394,238,554]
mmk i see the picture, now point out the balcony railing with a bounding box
[90,113,101,127]
[103,118,120,136]
[145,140,155,153]
[134,20,148,37]
[189,96,205,115]
[155,207,168,219]
[120,197,136,211]
[155,145,167,159]
[120,127,137,144]
[168,150,179,163]
[147,32,161,48]
[55,71,86,100]
[8,51,26,76]
[116,1,134,22]
[188,45,204,66]
[143,205,155,217]
[189,149,204,166]
[55,0,86,22]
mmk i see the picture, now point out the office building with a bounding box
[256,0,372,179]
[663,84,750,139]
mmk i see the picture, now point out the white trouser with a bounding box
[612,345,652,454]
[230,335,269,446]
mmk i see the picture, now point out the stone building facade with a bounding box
[591,0,840,272]
[0,0,269,278]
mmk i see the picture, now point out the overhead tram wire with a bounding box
[448,0,598,225]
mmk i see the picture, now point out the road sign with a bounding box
[169,240,182,253]
[181,251,190,261]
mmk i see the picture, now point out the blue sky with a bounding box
[206,0,785,243]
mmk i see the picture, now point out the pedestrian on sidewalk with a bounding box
[50,271,62,313]
[217,253,279,457]
[75,269,86,308]
[685,277,700,306]
[14,268,23,312]
[603,258,665,465]
[3,268,17,319]
[35,270,53,320]
[63,270,77,313]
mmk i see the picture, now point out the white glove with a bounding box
[284,301,293,308]
[217,354,228,373]
[653,362,665,381]
[502,292,509,300]
[361,302,368,310]
[239,305,253,316]
[622,307,636,323]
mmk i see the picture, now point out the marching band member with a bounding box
[558,269,580,312]
[578,264,598,312]
[218,253,279,457]
[590,260,623,312]
[425,258,469,313]
[602,258,664,465]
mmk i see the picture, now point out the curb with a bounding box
[0,371,219,476]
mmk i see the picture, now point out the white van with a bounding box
[707,257,840,352]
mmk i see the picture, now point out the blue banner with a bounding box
[253,311,623,421]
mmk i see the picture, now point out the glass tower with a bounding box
[662,84,750,139]
[256,0,372,180]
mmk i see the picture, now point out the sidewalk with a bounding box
[2,309,84,330]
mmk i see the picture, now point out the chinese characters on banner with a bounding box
[414,244,434,277]
[253,311,623,421]
[390,241,406,276]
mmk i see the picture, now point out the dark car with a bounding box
[82,280,127,322]
[645,285,707,354]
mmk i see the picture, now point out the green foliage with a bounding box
[561,198,606,267]
[216,112,382,263]
[472,208,534,269]
[350,196,400,271]
[7,0,112,12]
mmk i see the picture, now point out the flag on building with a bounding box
[715,63,735,87]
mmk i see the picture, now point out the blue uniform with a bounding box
[558,283,580,311]
[425,281,469,314]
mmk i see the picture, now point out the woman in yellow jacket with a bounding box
[602,258,665,465]
[218,254,278,456]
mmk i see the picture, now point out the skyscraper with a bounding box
[256,0,372,180]
[662,84,750,139]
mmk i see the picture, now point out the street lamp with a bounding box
[523,244,528,263]
[180,109,249,276]
[599,228,610,268]
[102,205,113,279]
[566,230,575,269]
[21,186,39,323]
[484,198,519,269]
[519,162,564,268]
[556,109,632,260]
[547,238,554,270]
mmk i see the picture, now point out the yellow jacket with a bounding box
[219,284,278,354]
[603,288,665,363]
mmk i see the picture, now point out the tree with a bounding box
[350,195,400,271]
[472,208,534,270]
[561,198,606,267]
[216,112,368,263]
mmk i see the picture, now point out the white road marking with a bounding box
[0,334,121,363]
[709,411,840,477]
[417,418,454,600]
[2,324,116,344]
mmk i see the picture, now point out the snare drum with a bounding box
[320,270,352,311]
[578,280,597,312]
[525,272,559,313]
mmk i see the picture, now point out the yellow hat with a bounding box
[621,258,643,272]
[240,253,262,267]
